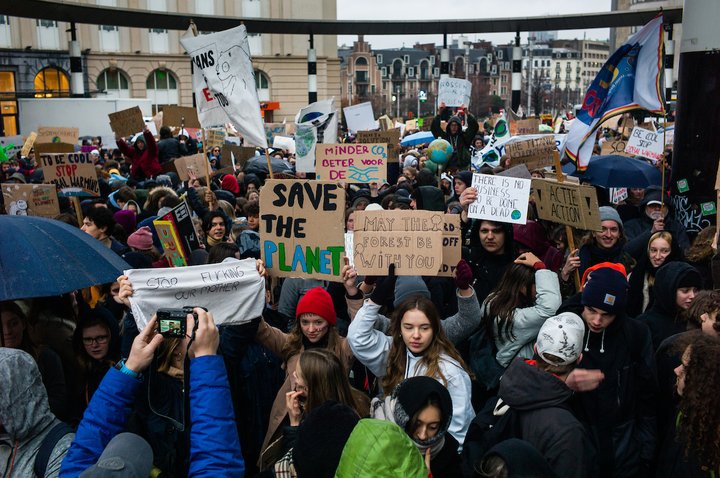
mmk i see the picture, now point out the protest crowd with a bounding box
[1,16,720,478]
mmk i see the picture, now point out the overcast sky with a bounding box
[337,0,613,48]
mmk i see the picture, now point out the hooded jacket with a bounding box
[0,348,74,478]
[513,221,564,273]
[463,220,516,304]
[626,234,683,317]
[623,191,691,255]
[557,300,658,478]
[494,359,596,478]
[430,113,480,169]
[334,419,427,478]
[116,129,160,180]
[412,186,446,212]
[348,300,474,444]
[636,261,700,350]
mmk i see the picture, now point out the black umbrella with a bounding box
[0,215,130,301]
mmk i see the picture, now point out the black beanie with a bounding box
[677,268,702,289]
[293,401,359,478]
[582,265,628,314]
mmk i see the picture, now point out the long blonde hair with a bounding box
[382,297,470,395]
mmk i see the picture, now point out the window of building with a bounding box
[254,69,270,101]
[34,67,70,98]
[356,71,368,83]
[146,69,178,113]
[419,60,429,80]
[195,0,215,15]
[0,71,17,135]
[392,59,403,78]
[97,68,130,98]
[243,0,262,55]
[97,0,120,52]
[147,0,168,53]
[355,57,368,66]
[403,55,410,64]
[407,67,414,77]
[376,54,383,64]
[36,19,60,50]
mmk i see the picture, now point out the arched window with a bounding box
[146,69,178,113]
[355,57,368,66]
[419,60,429,80]
[392,59,403,78]
[454,57,465,78]
[34,67,70,98]
[97,68,130,98]
[254,69,270,102]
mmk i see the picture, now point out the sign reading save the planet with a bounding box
[468,173,530,225]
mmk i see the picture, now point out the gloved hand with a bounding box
[454,259,473,290]
[369,264,397,308]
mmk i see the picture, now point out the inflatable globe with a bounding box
[427,138,453,165]
[424,159,438,174]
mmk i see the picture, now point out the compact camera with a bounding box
[156,307,196,338]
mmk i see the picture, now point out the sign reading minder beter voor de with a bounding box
[315,143,388,183]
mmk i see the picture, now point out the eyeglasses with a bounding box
[83,335,109,345]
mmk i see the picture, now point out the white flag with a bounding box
[180,25,268,148]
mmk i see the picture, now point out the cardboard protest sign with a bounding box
[2,183,59,217]
[600,138,633,157]
[295,99,338,173]
[39,152,99,197]
[205,128,226,150]
[315,143,387,183]
[153,219,188,267]
[160,199,201,256]
[610,187,628,205]
[468,174,531,225]
[34,143,75,156]
[221,144,256,171]
[496,164,532,180]
[344,232,354,266]
[162,105,201,129]
[108,106,145,137]
[506,136,556,169]
[532,178,601,231]
[353,210,444,276]
[37,127,78,145]
[438,78,471,107]
[509,119,540,136]
[625,127,664,161]
[260,180,346,281]
[272,135,296,154]
[356,128,401,161]
[171,153,212,182]
[125,258,266,329]
[21,132,37,157]
[344,102,377,133]
[438,214,462,277]
[264,123,288,145]
[405,119,418,131]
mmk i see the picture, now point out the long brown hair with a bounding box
[281,315,343,365]
[686,225,716,263]
[298,348,360,416]
[481,264,536,342]
[382,297,470,395]
[676,333,720,469]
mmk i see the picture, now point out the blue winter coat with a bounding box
[60,356,245,477]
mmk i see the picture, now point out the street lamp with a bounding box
[575,65,582,106]
[393,85,400,120]
[565,63,571,108]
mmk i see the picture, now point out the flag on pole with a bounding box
[566,14,665,171]
[180,25,268,149]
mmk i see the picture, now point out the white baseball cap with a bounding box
[536,312,585,366]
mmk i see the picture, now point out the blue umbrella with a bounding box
[0,215,130,301]
[566,155,661,188]
[400,131,435,147]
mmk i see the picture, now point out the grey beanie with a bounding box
[393,276,431,308]
[599,206,623,230]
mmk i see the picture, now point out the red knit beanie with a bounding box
[221,174,240,194]
[295,287,336,325]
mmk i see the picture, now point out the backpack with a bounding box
[34,422,73,477]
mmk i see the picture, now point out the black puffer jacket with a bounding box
[624,191,691,256]
[636,261,700,351]
[558,300,658,478]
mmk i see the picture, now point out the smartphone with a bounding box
[156,308,189,338]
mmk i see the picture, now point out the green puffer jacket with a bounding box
[335,419,428,478]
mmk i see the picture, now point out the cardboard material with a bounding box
[171,153,213,182]
[315,143,387,183]
[221,144,256,171]
[506,136,556,169]
[625,127,664,161]
[34,143,75,156]
[21,132,37,157]
[108,106,145,137]
[438,78,471,107]
[39,152,99,197]
[600,138,633,157]
[468,173,531,225]
[343,102,377,133]
[496,164,532,180]
[162,106,201,129]
[260,180,346,281]
[405,119,418,131]
[353,210,444,276]
[532,178,602,231]
[153,219,188,267]
[2,183,59,217]
[377,115,394,131]
[37,127,78,145]
[205,129,227,150]
[439,214,462,277]
[509,119,540,136]
[356,128,401,161]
